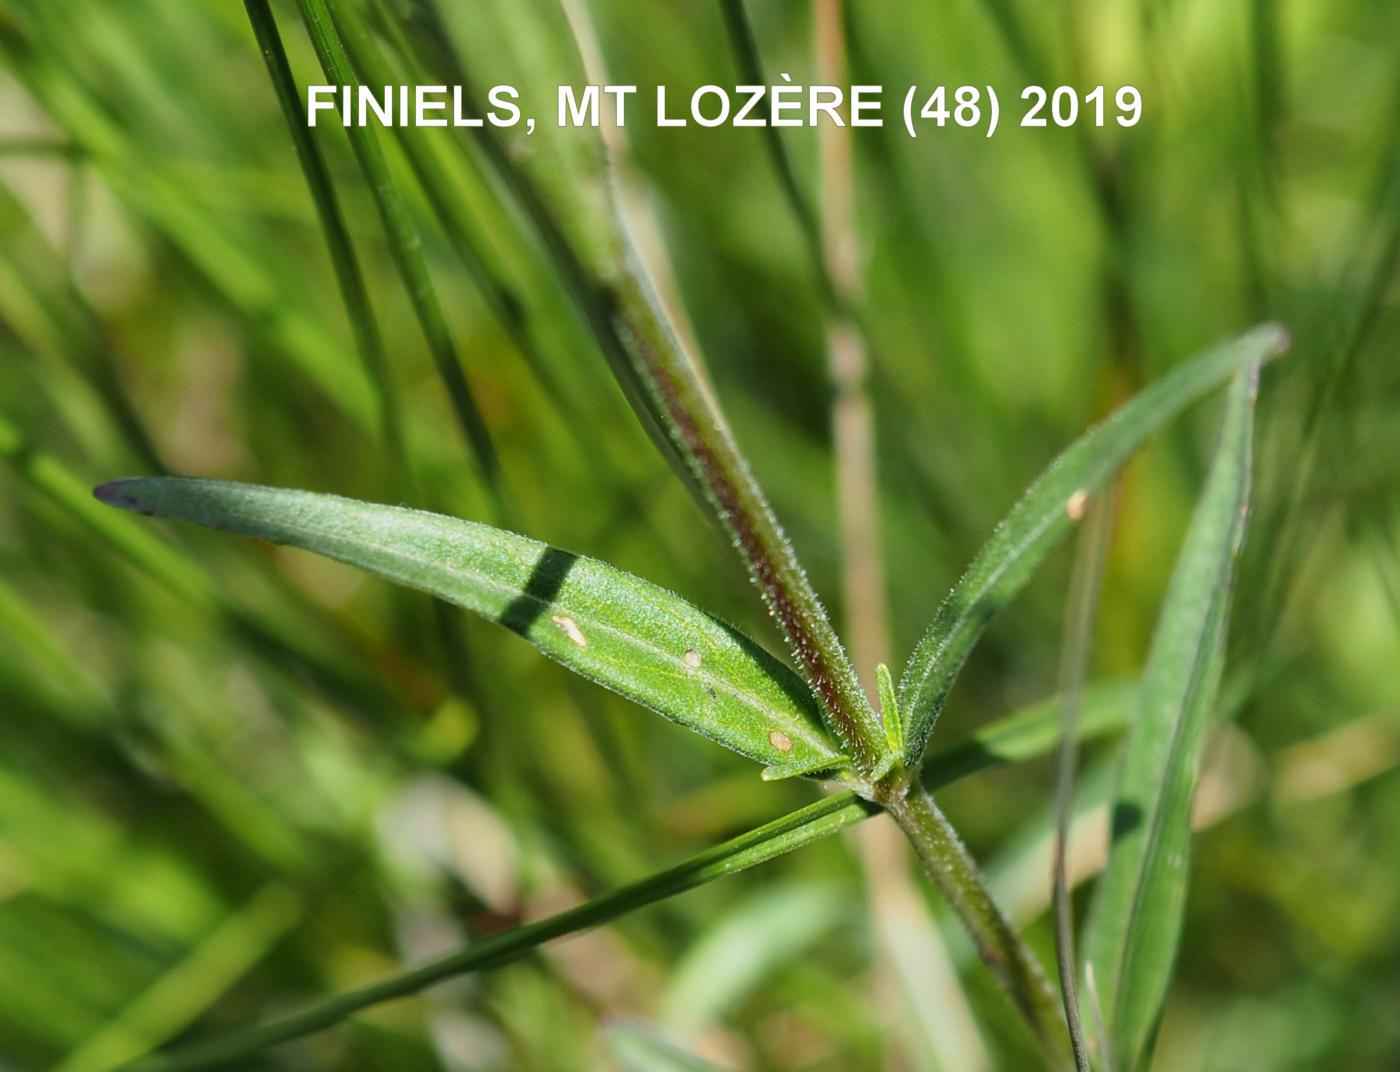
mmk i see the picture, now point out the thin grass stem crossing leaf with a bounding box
[897,325,1286,765]
[120,684,1134,1072]
[94,478,846,773]
[1084,366,1261,1072]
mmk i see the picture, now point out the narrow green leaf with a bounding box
[1085,366,1261,1071]
[95,477,846,773]
[241,0,410,485]
[714,0,832,306]
[122,684,1134,1072]
[1052,491,1116,1072]
[296,0,501,493]
[877,661,904,757]
[0,178,164,473]
[0,24,380,431]
[52,885,301,1072]
[898,325,1286,765]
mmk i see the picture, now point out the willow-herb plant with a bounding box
[87,2,1289,1070]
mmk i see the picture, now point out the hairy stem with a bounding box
[607,270,884,772]
[885,785,1071,1069]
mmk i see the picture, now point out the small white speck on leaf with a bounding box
[683,649,702,669]
[1065,489,1089,521]
[551,614,588,648]
[768,730,794,753]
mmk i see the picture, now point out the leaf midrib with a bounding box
[220,500,842,759]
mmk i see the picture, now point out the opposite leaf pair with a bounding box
[96,323,1284,799]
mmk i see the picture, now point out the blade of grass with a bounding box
[95,476,850,773]
[1252,137,1400,653]
[329,1,583,422]
[370,0,750,640]
[122,685,1133,1072]
[293,0,502,498]
[0,178,165,472]
[0,20,380,431]
[242,0,491,708]
[0,575,109,719]
[0,763,225,944]
[241,0,410,486]
[1,576,320,875]
[1052,489,1116,1072]
[1085,366,1261,1071]
[898,324,1287,766]
[368,0,605,406]
[715,0,831,305]
[53,885,301,1072]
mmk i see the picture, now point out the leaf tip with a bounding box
[94,478,152,515]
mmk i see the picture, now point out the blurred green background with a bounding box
[1,0,1397,1069]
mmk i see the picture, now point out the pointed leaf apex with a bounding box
[876,662,904,758]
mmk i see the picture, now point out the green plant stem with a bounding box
[0,18,380,430]
[242,0,410,487]
[720,1,892,695]
[121,689,1130,1071]
[0,178,165,474]
[337,2,577,414]
[294,0,502,499]
[715,0,832,305]
[1053,490,1116,1072]
[885,786,1071,1069]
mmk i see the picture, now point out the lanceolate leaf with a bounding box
[897,325,1286,765]
[94,478,846,774]
[1085,366,1260,1071]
